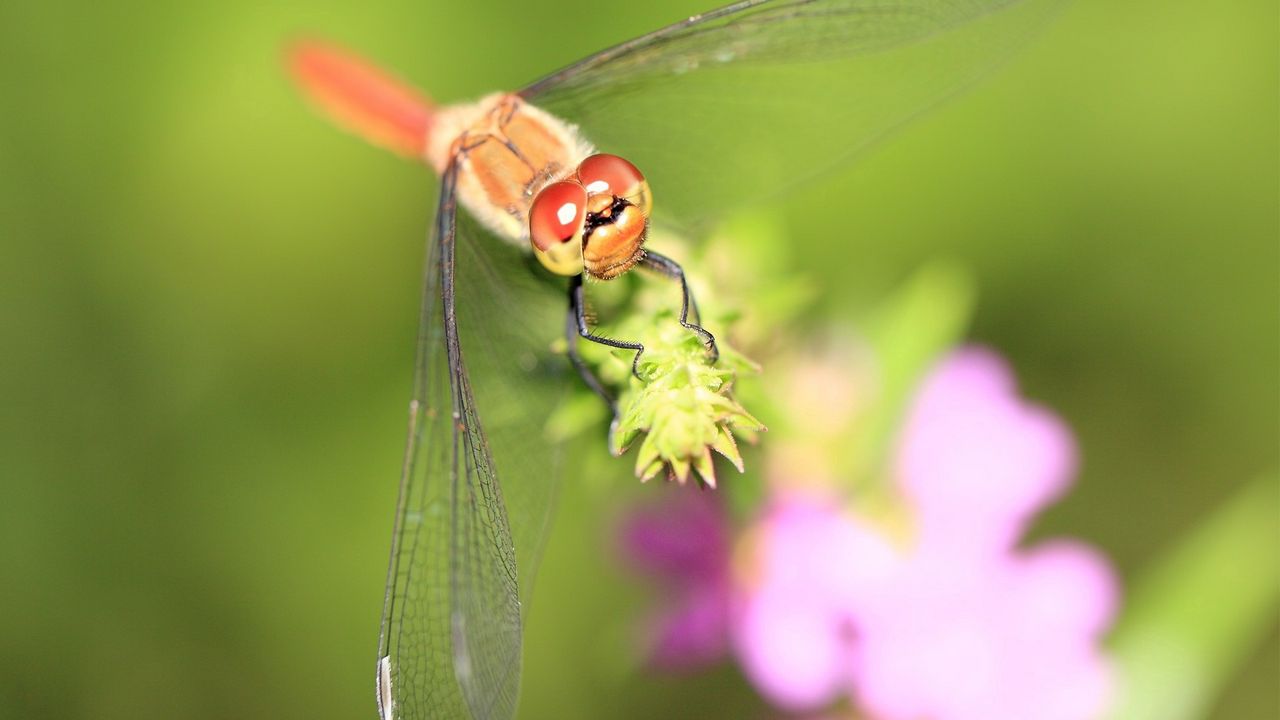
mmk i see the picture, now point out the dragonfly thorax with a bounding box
[429,93,596,244]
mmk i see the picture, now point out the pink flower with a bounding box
[734,495,897,709]
[898,348,1078,559]
[618,490,733,671]
[734,347,1118,718]
[850,540,1114,720]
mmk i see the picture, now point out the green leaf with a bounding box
[848,262,975,489]
[1106,473,1280,720]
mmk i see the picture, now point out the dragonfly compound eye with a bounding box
[576,153,652,217]
[529,180,588,276]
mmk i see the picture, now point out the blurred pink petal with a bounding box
[897,346,1077,555]
[733,495,897,711]
[648,582,732,670]
[620,489,727,577]
[618,490,733,671]
[852,544,1116,720]
[737,583,850,710]
[730,346,1117,719]
[751,494,898,606]
[848,347,1115,720]
[1011,541,1119,639]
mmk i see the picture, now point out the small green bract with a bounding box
[552,302,764,487]
[609,310,763,486]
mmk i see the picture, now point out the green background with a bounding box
[1,0,1275,718]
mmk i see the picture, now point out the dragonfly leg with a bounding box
[569,274,647,381]
[638,250,719,363]
[566,280,618,413]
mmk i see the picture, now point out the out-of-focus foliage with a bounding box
[848,263,975,494]
[1108,474,1280,720]
[0,0,1274,719]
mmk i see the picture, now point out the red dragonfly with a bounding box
[288,1,1057,717]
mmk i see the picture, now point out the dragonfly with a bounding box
[287,0,1060,717]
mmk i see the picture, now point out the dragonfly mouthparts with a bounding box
[582,194,633,232]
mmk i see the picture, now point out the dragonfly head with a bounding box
[529,153,651,280]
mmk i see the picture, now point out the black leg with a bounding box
[569,273,647,380]
[638,250,719,363]
[565,278,618,412]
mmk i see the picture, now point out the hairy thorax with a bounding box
[426,94,595,243]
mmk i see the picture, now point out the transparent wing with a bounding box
[521,0,1063,228]
[377,162,570,720]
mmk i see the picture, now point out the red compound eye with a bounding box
[529,180,588,276]
[577,154,652,215]
[529,180,587,251]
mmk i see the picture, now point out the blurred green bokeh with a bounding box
[1,1,1274,718]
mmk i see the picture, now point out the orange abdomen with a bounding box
[289,40,436,159]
